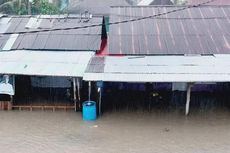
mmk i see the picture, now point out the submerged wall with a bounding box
[31,76,71,88]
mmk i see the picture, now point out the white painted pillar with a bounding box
[185,83,192,116]
[98,87,102,116]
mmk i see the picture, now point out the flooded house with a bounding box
[84,5,230,115]
[0,14,104,111]
[0,4,230,116]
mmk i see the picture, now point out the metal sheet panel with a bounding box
[5,18,22,33]
[44,34,63,50]
[38,18,54,29]
[0,16,103,51]
[0,50,94,77]
[14,18,30,32]
[68,0,131,15]
[84,55,230,82]
[84,73,230,82]
[0,35,10,50]
[188,0,230,5]
[25,17,42,29]
[17,34,37,49]
[2,34,19,50]
[0,18,11,33]
[109,6,230,55]
[31,34,49,49]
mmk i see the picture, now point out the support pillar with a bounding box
[73,78,77,112]
[76,78,81,109]
[185,83,193,116]
[8,96,13,110]
[88,81,91,101]
[98,87,102,116]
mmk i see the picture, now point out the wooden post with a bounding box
[185,83,192,116]
[77,78,81,109]
[88,81,91,101]
[0,101,3,110]
[73,78,77,112]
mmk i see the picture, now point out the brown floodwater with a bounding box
[0,109,230,153]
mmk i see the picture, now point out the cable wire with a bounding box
[0,0,218,35]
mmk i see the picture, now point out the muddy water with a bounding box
[0,109,230,153]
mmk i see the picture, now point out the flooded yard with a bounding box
[0,109,230,153]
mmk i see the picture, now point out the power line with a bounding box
[110,13,230,20]
[0,0,218,35]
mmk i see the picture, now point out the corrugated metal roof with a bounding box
[68,0,132,15]
[0,16,103,51]
[0,17,11,33]
[109,6,230,55]
[138,0,154,5]
[188,0,230,5]
[0,50,94,77]
[138,0,173,5]
[84,55,230,82]
[2,34,19,50]
[150,0,173,5]
[85,56,105,73]
[138,0,173,6]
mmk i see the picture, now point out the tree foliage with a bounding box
[0,0,61,15]
[32,0,60,15]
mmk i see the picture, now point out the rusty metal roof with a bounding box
[188,0,230,5]
[0,15,103,51]
[109,6,230,55]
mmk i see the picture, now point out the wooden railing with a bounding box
[0,101,12,110]
[12,105,75,111]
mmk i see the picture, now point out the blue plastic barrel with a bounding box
[82,101,97,121]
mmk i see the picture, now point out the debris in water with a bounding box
[89,125,98,128]
[163,128,170,132]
